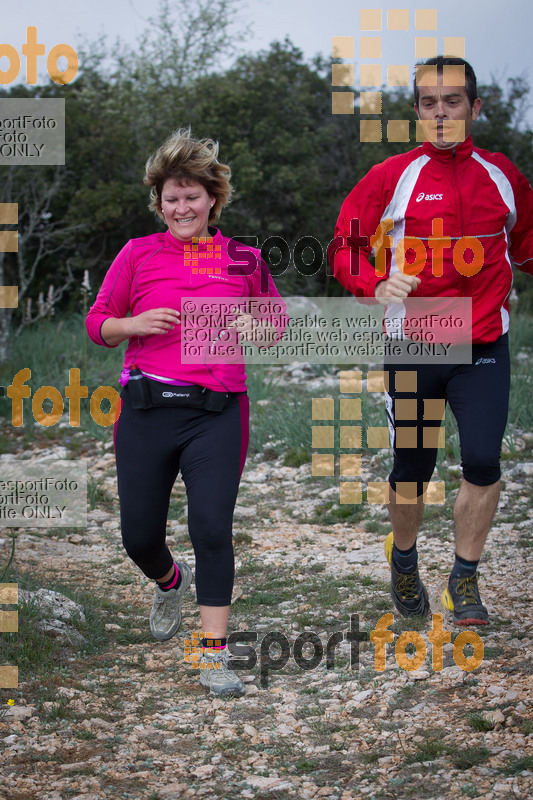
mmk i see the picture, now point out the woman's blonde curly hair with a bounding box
[144,128,233,223]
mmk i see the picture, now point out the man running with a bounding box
[331,57,533,625]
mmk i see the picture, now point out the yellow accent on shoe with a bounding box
[443,573,489,625]
[441,587,454,611]
[384,531,394,565]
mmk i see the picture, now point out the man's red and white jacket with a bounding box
[331,137,533,343]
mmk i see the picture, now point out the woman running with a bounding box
[86,129,286,697]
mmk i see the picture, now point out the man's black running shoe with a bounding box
[385,532,430,618]
[441,572,489,625]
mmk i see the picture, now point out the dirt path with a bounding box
[1,438,532,800]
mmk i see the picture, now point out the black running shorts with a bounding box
[384,334,510,497]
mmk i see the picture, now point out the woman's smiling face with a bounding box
[161,179,214,241]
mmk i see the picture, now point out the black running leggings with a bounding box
[114,390,249,606]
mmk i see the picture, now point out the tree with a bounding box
[183,41,342,293]
[476,76,533,180]
[0,0,250,360]
[3,8,532,321]
[0,162,88,361]
[61,0,252,277]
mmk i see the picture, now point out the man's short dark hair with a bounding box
[413,56,478,108]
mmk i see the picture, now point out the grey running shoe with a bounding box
[149,562,193,641]
[441,572,489,626]
[385,531,430,618]
[199,647,245,698]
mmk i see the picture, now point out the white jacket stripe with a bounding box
[380,154,431,336]
[471,152,517,231]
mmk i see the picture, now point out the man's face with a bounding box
[415,72,482,149]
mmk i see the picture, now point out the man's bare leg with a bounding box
[388,479,499,555]
[387,488,425,548]
[453,479,500,560]
[443,478,500,625]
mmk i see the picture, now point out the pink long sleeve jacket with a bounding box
[86,228,287,392]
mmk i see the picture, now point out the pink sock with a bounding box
[157,563,180,591]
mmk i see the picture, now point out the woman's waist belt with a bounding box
[123,369,239,412]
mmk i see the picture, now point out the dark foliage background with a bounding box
[1,0,532,359]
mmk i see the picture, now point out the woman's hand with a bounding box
[101,308,180,346]
[129,308,181,337]
[374,273,421,304]
[228,313,257,342]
